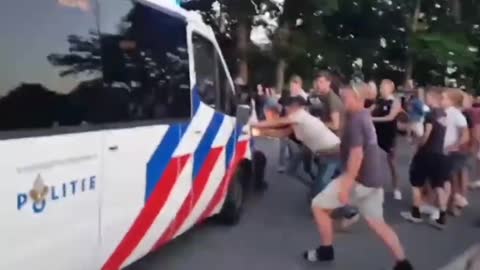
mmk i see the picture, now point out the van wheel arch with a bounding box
[215,158,252,225]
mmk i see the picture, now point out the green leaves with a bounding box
[413,32,478,68]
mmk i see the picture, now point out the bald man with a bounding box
[304,82,413,270]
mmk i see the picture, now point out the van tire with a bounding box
[216,168,246,226]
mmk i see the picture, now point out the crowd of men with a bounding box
[249,71,480,270]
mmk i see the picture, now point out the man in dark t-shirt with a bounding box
[401,89,450,229]
[310,71,345,134]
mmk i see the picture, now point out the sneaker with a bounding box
[277,166,285,173]
[419,205,439,220]
[448,207,462,217]
[428,218,446,230]
[303,246,334,262]
[400,211,423,223]
[394,189,402,200]
[454,193,469,208]
[470,180,480,189]
[393,260,414,270]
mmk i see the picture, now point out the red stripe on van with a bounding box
[101,154,190,270]
[151,146,224,250]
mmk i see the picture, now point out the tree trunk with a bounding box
[236,21,249,86]
[450,0,461,24]
[275,59,287,93]
[404,0,421,85]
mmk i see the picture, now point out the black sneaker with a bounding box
[428,218,446,230]
[400,211,423,223]
[393,260,413,270]
[303,246,334,262]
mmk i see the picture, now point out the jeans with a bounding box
[278,139,290,168]
[284,140,313,177]
[311,157,341,197]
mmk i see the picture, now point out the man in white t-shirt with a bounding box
[441,88,470,215]
[252,96,340,154]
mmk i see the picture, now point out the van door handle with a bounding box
[194,130,203,135]
[108,145,119,151]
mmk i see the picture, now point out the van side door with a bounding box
[95,1,197,269]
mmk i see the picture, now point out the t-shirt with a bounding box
[443,106,468,151]
[341,109,388,188]
[372,97,398,138]
[310,91,344,124]
[419,108,447,154]
[458,110,474,152]
[287,109,340,152]
[408,98,425,122]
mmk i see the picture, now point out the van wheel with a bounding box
[216,172,245,226]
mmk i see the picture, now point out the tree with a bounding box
[47,31,101,77]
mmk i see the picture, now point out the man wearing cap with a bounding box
[251,96,341,190]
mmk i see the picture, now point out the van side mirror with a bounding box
[236,104,251,125]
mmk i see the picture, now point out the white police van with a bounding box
[0,0,255,269]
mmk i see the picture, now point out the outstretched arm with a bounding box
[251,117,295,129]
[252,127,293,138]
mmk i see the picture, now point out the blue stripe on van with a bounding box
[145,123,188,202]
[192,112,224,180]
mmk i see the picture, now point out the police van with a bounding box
[0,0,256,269]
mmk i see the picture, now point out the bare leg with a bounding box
[412,187,422,207]
[388,152,399,189]
[437,182,451,212]
[312,206,334,245]
[459,167,469,198]
[389,151,401,201]
[365,218,406,261]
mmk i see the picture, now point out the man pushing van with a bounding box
[252,97,359,222]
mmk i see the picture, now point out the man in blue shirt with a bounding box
[407,91,427,142]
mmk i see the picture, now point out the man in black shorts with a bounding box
[401,88,450,229]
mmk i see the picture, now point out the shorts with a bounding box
[311,178,384,220]
[378,137,396,154]
[409,151,450,188]
[449,152,470,174]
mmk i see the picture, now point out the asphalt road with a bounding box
[128,138,480,270]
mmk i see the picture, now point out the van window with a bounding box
[98,0,191,121]
[216,57,236,116]
[192,33,217,108]
[0,0,100,131]
[0,0,191,134]
[192,33,236,114]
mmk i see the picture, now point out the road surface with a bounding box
[128,138,480,270]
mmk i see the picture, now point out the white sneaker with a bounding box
[469,180,480,189]
[277,166,285,173]
[454,193,469,208]
[400,211,423,223]
[419,204,440,220]
[393,189,402,200]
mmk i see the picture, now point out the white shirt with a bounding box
[443,106,467,150]
[288,109,340,152]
